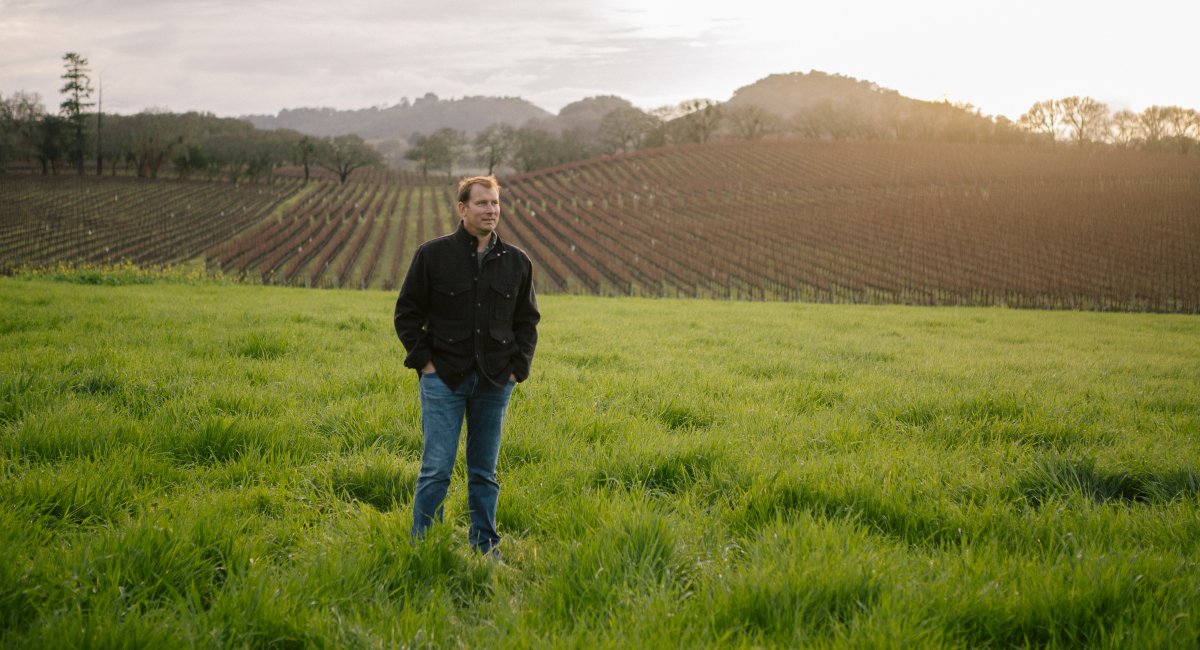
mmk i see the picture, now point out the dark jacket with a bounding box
[394,223,539,389]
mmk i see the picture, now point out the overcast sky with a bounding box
[2,0,1197,120]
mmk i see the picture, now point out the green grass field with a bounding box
[2,273,1198,648]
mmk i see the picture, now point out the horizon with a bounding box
[2,0,1198,120]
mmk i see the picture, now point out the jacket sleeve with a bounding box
[394,247,432,371]
[510,257,540,382]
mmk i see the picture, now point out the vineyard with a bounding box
[2,140,1199,310]
[501,141,1200,311]
[0,175,298,273]
[205,170,456,290]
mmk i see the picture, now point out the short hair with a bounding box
[457,176,501,204]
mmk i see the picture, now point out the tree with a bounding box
[988,116,1030,145]
[671,99,722,144]
[318,134,381,183]
[508,128,559,172]
[1164,106,1199,154]
[126,110,182,178]
[171,143,213,179]
[94,77,104,176]
[35,115,69,174]
[1,91,45,171]
[60,52,94,175]
[430,127,467,180]
[1019,99,1063,144]
[725,105,784,141]
[789,102,831,139]
[205,132,253,181]
[1059,96,1109,147]
[1109,110,1141,148]
[295,135,318,184]
[598,106,659,153]
[1138,105,1171,150]
[404,128,465,180]
[96,113,135,175]
[790,100,871,140]
[404,133,436,178]
[555,128,595,163]
[243,129,298,183]
[0,95,15,171]
[474,124,514,175]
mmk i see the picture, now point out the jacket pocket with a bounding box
[432,282,472,321]
[488,322,515,348]
[490,283,517,321]
[483,323,517,373]
[430,323,471,355]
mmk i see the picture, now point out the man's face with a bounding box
[458,183,501,240]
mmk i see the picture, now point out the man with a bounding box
[394,175,539,557]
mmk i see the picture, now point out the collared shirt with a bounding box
[476,234,496,272]
[394,223,540,389]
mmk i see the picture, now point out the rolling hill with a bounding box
[242,93,552,139]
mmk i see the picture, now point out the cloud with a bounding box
[2,0,1198,119]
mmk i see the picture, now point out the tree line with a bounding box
[404,94,1199,179]
[3,54,1197,184]
[1019,97,1199,153]
[0,92,382,183]
[0,53,381,183]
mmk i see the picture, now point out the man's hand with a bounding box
[422,362,436,374]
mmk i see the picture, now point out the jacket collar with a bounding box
[454,221,503,252]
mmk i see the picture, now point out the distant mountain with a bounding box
[241,70,1019,146]
[725,70,1020,142]
[725,70,907,116]
[535,95,637,133]
[242,93,552,139]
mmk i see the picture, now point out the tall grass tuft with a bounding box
[533,501,686,629]
[707,518,884,645]
[328,450,419,511]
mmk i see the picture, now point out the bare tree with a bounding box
[319,134,382,183]
[670,99,722,144]
[1059,96,1109,147]
[1164,106,1200,154]
[789,102,832,139]
[598,106,659,153]
[404,133,435,178]
[1108,110,1141,148]
[437,128,468,180]
[1019,99,1063,144]
[405,128,466,180]
[1138,105,1171,149]
[474,124,514,175]
[725,105,784,141]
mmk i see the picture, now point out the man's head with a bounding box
[457,176,502,240]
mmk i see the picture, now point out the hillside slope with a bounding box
[500,140,1200,310]
[3,141,1198,311]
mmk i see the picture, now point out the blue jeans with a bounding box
[413,369,514,553]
